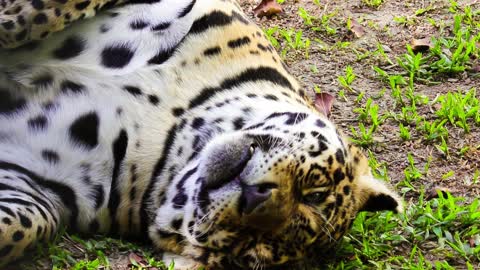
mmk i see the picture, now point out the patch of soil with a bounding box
[240,0,479,203]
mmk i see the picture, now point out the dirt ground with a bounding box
[240,0,480,200]
[5,0,480,269]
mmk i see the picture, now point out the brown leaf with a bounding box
[128,252,149,268]
[471,60,480,73]
[470,237,476,247]
[253,0,282,18]
[411,37,431,52]
[469,234,479,247]
[314,92,335,117]
[348,19,365,38]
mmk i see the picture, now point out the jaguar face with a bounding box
[153,112,402,268]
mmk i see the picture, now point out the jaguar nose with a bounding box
[204,142,253,190]
[239,183,277,215]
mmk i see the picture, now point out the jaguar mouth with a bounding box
[203,144,256,190]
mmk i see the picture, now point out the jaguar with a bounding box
[0,0,403,268]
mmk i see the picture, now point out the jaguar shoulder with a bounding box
[0,0,402,269]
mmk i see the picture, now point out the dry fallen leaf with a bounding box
[411,37,431,52]
[314,92,335,117]
[471,60,480,73]
[348,19,365,38]
[253,0,282,18]
[128,252,149,268]
[469,234,480,248]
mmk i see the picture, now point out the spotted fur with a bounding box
[0,0,403,268]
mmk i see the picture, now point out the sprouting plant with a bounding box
[297,6,339,36]
[433,88,479,133]
[396,45,428,88]
[311,10,339,36]
[459,146,470,156]
[350,123,376,147]
[448,0,459,13]
[399,123,411,140]
[394,16,417,26]
[442,170,455,180]
[429,28,479,75]
[72,259,105,270]
[373,66,407,106]
[338,65,356,92]
[353,98,385,128]
[362,0,383,8]
[338,89,347,101]
[415,6,434,16]
[375,43,394,65]
[420,119,449,142]
[277,28,311,58]
[367,150,389,180]
[405,86,430,106]
[396,105,422,125]
[435,136,450,157]
[298,7,315,26]
[355,92,365,103]
[401,154,430,192]
[304,38,311,59]
[263,27,280,48]
[473,170,479,185]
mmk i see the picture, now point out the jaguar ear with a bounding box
[357,175,403,213]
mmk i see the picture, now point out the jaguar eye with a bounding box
[304,192,328,204]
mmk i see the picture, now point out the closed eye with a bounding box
[303,191,329,205]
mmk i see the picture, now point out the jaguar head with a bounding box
[151,110,402,269]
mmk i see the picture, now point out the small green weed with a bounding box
[399,123,412,140]
[435,136,450,157]
[433,88,480,133]
[394,15,417,26]
[263,27,311,59]
[350,123,376,147]
[395,8,480,83]
[338,65,356,92]
[367,150,389,180]
[297,6,339,36]
[362,0,383,8]
[263,26,280,48]
[399,153,430,193]
[72,258,104,270]
[420,119,449,142]
[353,98,384,127]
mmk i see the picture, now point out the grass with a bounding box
[259,0,479,269]
[329,1,479,268]
[327,148,480,269]
[19,231,170,270]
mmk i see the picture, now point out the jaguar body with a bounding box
[0,0,402,268]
